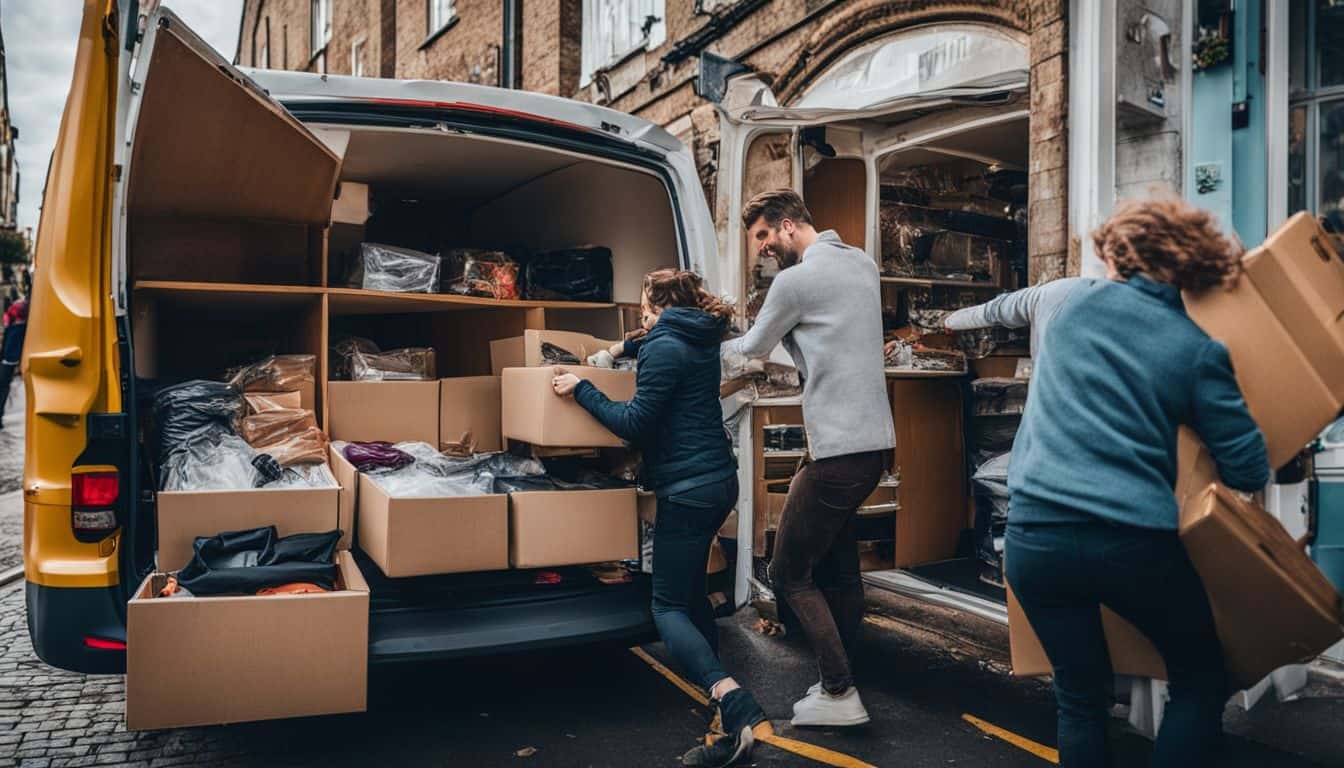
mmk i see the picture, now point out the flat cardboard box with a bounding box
[509,488,638,568]
[1010,485,1344,688]
[489,330,619,375]
[126,551,368,730]
[330,447,359,551]
[357,473,509,577]
[500,366,637,448]
[327,380,439,445]
[440,376,502,452]
[1241,212,1344,400]
[156,483,340,571]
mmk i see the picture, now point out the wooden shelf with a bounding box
[326,287,615,316]
[133,281,616,315]
[133,280,323,308]
[880,276,1003,291]
[885,368,968,379]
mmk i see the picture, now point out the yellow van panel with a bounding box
[24,0,121,589]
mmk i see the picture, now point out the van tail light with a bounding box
[71,471,119,536]
[82,636,126,651]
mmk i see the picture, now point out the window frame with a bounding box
[1288,1,1344,216]
[428,0,457,36]
[351,38,365,77]
[580,0,667,88]
[310,0,332,59]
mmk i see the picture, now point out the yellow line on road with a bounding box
[628,646,710,706]
[962,714,1059,764]
[627,647,876,768]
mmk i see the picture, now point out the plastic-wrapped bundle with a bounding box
[884,340,967,372]
[227,354,316,394]
[244,392,302,414]
[541,342,580,365]
[350,347,436,381]
[524,246,613,302]
[972,451,1011,498]
[330,337,380,381]
[441,249,521,300]
[972,378,1028,416]
[267,463,338,489]
[153,380,245,463]
[921,231,1004,282]
[161,426,261,491]
[240,408,327,467]
[371,470,484,498]
[350,243,441,293]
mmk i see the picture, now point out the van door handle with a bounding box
[30,346,84,369]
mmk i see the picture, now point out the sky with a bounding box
[2,0,244,238]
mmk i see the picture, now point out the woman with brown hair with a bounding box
[1006,197,1269,767]
[553,268,765,767]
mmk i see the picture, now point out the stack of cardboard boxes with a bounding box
[1009,213,1344,688]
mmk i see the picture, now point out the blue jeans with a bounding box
[652,475,737,693]
[1006,519,1228,768]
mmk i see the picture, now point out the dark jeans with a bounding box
[652,474,738,693]
[0,362,16,420]
[1006,520,1228,768]
[768,450,885,694]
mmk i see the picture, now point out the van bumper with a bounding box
[25,581,127,674]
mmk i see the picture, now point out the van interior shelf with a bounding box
[884,368,967,379]
[879,276,1003,290]
[132,281,615,314]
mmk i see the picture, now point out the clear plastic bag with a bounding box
[972,451,1012,497]
[351,243,441,293]
[227,354,316,394]
[153,380,245,464]
[524,246,613,302]
[161,427,260,491]
[350,347,436,381]
[244,391,302,414]
[240,408,318,447]
[972,378,1028,416]
[441,249,521,300]
[266,463,338,489]
[330,337,380,381]
[256,426,329,467]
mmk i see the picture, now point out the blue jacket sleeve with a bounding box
[1191,339,1271,491]
[574,339,678,443]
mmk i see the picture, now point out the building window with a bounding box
[352,39,365,77]
[311,0,332,57]
[581,0,666,87]
[260,18,271,69]
[1289,1,1344,230]
[428,0,456,35]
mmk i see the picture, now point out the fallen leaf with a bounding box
[515,747,538,758]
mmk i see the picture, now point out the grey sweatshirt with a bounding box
[722,230,896,460]
[945,277,1087,356]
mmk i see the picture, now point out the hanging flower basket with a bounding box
[1193,27,1230,71]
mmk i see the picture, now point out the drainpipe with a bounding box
[502,0,519,89]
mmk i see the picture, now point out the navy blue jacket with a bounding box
[1009,275,1270,529]
[574,307,736,495]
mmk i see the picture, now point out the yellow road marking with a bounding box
[628,646,710,706]
[962,713,1060,764]
[628,647,877,768]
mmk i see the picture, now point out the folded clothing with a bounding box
[241,408,328,466]
[227,354,315,395]
[244,391,302,414]
[350,347,436,381]
[176,527,341,596]
[348,442,548,498]
[330,336,381,381]
[342,441,416,473]
[351,242,441,293]
[441,248,521,300]
[524,246,613,302]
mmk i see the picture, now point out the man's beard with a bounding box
[772,243,801,269]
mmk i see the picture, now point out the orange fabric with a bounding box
[157,575,179,598]
[256,582,329,596]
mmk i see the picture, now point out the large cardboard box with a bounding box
[326,380,439,445]
[440,376,502,452]
[509,488,638,568]
[1010,485,1344,688]
[489,330,618,375]
[156,483,341,571]
[500,366,637,448]
[357,473,509,577]
[1240,212,1344,400]
[126,551,368,730]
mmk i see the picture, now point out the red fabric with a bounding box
[256,582,330,596]
[4,299,27,327]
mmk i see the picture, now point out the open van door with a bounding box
[25,2,340,675]
[699,24,1030,609]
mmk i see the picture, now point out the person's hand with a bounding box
[608,340,627,357]
[552,367,581,397]
[587,349,616,368]
[883,340,899,357]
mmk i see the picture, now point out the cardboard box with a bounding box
[489,330,618,375]
[330,447,359,551]
[156,483,340,571]
[126,550,368,730]
[509,488,638,568]
[327,381,439,445]
[638,490,657,524]
[500,366,637,448]
[440,376,502,452]
[357,473,509,577]
[1010,485,1344,688]
[1241,212,1344,400]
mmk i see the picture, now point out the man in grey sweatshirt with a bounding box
[723,189,895,727]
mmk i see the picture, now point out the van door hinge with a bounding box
[111,164,122,182]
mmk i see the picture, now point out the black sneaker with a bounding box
[681,723,754,767]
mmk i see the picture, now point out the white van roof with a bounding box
[242,69,684,155]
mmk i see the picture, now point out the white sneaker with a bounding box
[797,680,822,707]
[790,686,870,727]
